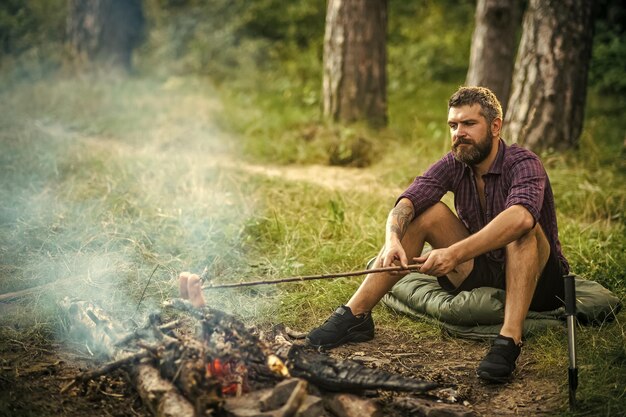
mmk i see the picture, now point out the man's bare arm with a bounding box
[454,205,534,261]
[386,198,415,244]
[379,198,415,268]
[417,205,535,276]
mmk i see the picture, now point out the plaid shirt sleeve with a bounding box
[504,154,546,224]
[397,154,455,216]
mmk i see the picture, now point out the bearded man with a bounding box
[306,86,569,382]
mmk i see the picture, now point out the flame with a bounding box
[206,357,248,396]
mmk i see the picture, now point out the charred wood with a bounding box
[287,345,438,393]
[156,334,224,415]
[391,397,478,417]
[59,297,195,415]
[60,297,459,417]
[163,298,285,386]
[223,378,319,417]
[115,319,182,347]
[61,350,150,393]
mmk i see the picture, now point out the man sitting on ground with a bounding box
[306,86,569,382]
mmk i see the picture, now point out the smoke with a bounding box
[0,75,259,344]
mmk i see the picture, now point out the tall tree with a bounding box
[66,0,145,70]
[503,0,594,150]
[323,0,387,127]
[465,0,522,115]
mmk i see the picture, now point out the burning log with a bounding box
[59,297,196,416]
[60,296,290,416]
[60,295,462,417]
[133,364,196,417]
[152,335,225,414]
[163,298,287,386]
[162,299,439,394]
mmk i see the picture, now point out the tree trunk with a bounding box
[503,0,594,150]
[465,0,523,115]
[66,0,145,70]
[323,0,387,127]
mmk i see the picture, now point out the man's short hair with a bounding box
[448,86,503,126]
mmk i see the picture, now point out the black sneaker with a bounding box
[476,334,522,382]
[306,305,375,349]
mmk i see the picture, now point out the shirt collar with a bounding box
[487,139,506,175]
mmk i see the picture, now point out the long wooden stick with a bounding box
[202,264,422,290]
[0,278,75,303]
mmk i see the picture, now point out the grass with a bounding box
[0,71,624,416]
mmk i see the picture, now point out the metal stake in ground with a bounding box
[564,273,578,411]
[201,264,422,290]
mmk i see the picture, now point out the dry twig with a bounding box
[60,350,150,393]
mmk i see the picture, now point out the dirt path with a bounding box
[227,160,402,196]
[45,118,401,197]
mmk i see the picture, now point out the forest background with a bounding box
[0,0,624,416]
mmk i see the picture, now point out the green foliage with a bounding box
[139,0,324,82]
[388,0,474,85]
[590,0,626,94]
[0,0,65,55]
[0,0,65,81]
[590,31,626,94]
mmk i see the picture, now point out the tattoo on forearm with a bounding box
[389,204,414,239]
[390,224,402,237]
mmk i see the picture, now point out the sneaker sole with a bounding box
[476,370,513,383]
[306,331,374,350]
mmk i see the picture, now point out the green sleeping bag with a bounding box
[381,273,622,339]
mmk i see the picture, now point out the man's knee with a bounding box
[505,223,550,266]
[506,222,542,250]
[411,202,455,229]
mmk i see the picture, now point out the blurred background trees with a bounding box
[66,0,145,70]
[0,0,624,150]
[465,0,522,116]
[504,0,595,150]
[322,0,387,127]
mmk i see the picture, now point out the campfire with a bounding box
[58,280,475,417]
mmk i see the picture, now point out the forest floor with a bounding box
[0,300,565,417]
[1,161,566,417]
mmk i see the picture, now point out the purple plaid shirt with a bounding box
[399,139,569,271]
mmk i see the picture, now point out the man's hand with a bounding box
[414,248,459,277]
[379,240,409,269]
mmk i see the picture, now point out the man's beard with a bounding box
[452,130,493,166]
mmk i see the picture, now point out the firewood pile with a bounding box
[59,297,476,417]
